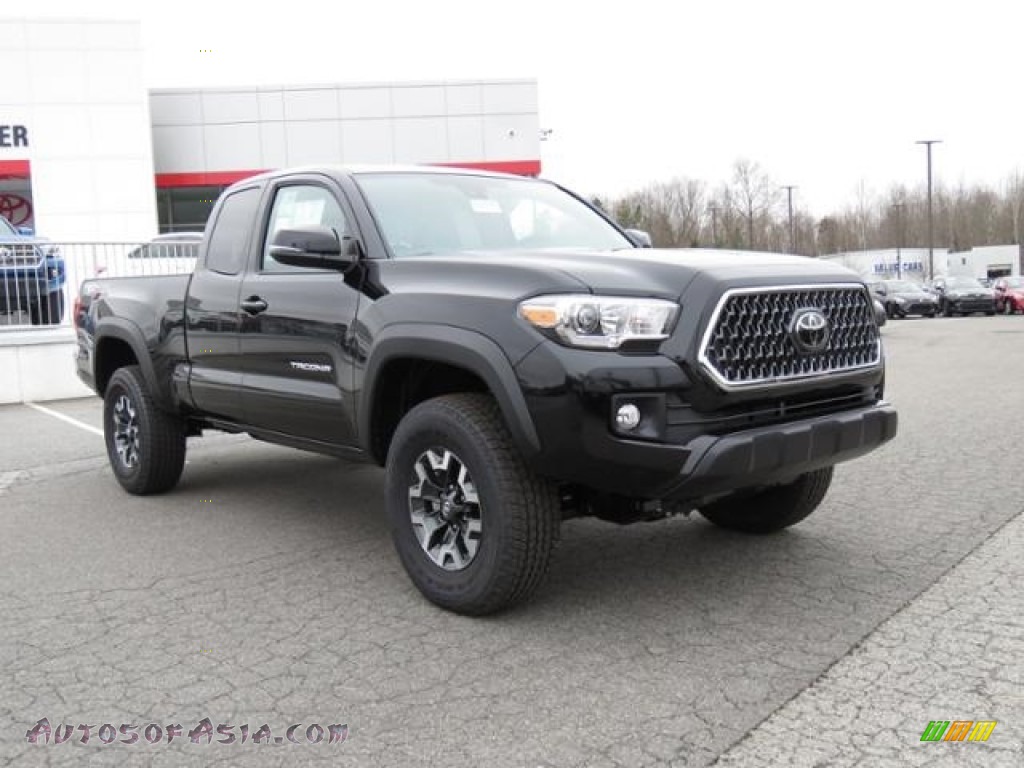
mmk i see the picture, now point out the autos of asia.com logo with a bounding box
[25,718,348,746]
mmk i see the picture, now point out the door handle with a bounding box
[240,296,268,315]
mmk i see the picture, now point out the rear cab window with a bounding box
[205,187,261,275]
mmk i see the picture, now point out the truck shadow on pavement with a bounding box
[163,442,891,630]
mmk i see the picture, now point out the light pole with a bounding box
[708,203,719,248]
[891,201,905,278]
[781,185,797,253]
[916,140,942,280]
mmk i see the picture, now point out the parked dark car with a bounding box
[869,279,938,318]
[931,276,996,317]
[0,214,66,325]
[993,276,1024,314]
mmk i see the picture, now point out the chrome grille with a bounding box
[0,243,42,267]
[699,284,881,389]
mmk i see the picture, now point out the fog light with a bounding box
[615,403,641,431]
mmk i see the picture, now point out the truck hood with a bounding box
[382,247,862,301]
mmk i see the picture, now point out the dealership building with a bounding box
[0,17,541,241]
[0,16,540,403]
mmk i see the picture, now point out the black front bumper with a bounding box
[516,342,897,502]
[653,402,897,501]
[948,298,994,313]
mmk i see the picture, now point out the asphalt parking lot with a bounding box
[2,315,1023,767]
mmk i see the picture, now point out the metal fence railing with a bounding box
[0,241,198,330]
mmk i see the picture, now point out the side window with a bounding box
[206,187,260,275]
[262,185,350,272]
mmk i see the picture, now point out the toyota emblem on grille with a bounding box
[790,308,830,354]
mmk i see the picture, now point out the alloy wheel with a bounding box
[112,394,140,469]
[408,448,483,571]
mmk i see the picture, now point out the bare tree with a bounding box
[728,159,780,250]
[606,161,1024,261]
[611,178,705,247]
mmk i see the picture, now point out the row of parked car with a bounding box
[866,275,1024,319]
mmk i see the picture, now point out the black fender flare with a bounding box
[92,318,170,408]
[359,324,541,459]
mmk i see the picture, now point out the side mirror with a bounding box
[269,226,360,270]
[624,228,653,248]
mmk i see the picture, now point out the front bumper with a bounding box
[652,401,897,501]
[895,300,937,315]
[515,341,896,502]
[948,298,994,313]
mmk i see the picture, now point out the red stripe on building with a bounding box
[434,160,541,176]
[0,159,31,176]
[156,170,268,188]
[155,160,541,188]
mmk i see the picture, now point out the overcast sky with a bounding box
[26,0,1024,215]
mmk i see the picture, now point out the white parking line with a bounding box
[24,401,104,437]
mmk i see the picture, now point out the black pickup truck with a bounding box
[75,166,897,614]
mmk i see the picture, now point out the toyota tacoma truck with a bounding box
[74,166,897,615]
[0,214,66,325]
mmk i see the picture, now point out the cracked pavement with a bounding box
[1,315,1023,766]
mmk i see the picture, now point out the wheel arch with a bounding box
[360,325,541,465]
[93,319,166,405]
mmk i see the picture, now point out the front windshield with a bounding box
[946,277,984,290]
[1002,276,1023,288]
[355,172,633,257]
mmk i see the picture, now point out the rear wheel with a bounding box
[942,302,953,318]
[385,393,560,615]
[103,366,186,494]
[698,467,834,534]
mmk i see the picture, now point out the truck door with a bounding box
[185,185,261,422]
[237,178,361,447]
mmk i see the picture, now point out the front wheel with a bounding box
[103,366,186,494]
[385,393,560,615]
[698,467,834,534]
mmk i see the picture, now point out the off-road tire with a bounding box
[385,393,559,615]
[698,466,834,534]
[103,365,186,495]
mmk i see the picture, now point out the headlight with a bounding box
[518,294,679,349]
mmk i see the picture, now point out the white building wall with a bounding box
[0,19,157,240]
[819,248,948,281]
[946,245,1021,279]
[823,246,1022,281]
[149,79,541,176]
